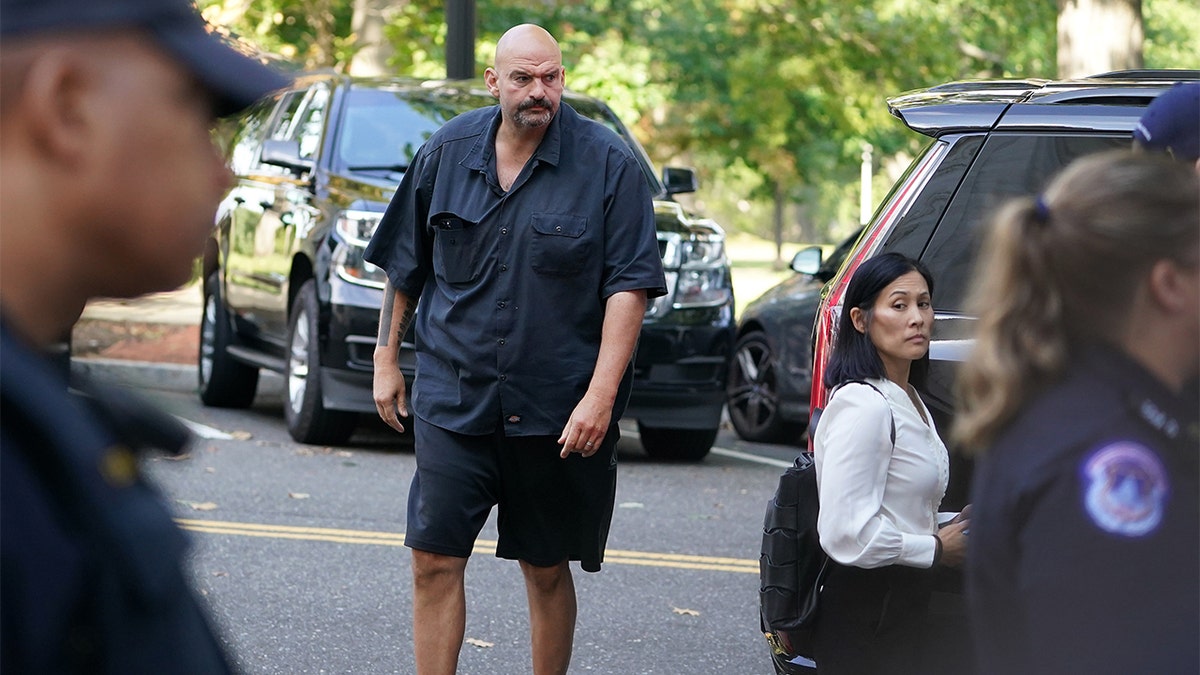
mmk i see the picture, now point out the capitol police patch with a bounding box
[1081,442,1169,537]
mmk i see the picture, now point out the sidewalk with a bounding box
[71,282,203,393]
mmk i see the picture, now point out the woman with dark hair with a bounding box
[812,252,970,674]
[955,150,1198,674]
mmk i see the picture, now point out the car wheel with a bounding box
[637,422,716,461]
[726,331,804,443]
[284,280,357,445]
[198,272,259,407]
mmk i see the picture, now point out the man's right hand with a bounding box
[373,364,409,433]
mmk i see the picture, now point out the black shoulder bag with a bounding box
[759,381,894,671]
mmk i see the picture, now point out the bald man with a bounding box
[365,24,666,675]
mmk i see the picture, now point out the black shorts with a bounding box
[405,415,618,572]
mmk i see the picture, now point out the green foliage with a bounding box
[202,0,1196,243]
[1144,0,1200,69]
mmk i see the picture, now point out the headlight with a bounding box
[333,209,387,288]
[664,234,732,309]
[679,239,725,268]
[334,209,381,248]
[674,266,731,308]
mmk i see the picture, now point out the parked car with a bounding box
[725,227,861,444]
[199,74,734,460]
[765,69,1199,675]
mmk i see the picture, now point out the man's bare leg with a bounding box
[520,560,576,675]
[411,549,469,675]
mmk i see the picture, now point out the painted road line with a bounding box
[177,518,758,574]
[179,419,234,440]
[710,446,793,469]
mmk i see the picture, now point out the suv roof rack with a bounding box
[1089,69,1200,81]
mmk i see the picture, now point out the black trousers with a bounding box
[812,562,935,675]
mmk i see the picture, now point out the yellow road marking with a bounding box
[177,518,758,574]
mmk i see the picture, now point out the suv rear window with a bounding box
[921,132,1129,311]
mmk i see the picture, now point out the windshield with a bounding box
[333,84,665,195]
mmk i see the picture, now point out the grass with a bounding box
[725,232,831,317]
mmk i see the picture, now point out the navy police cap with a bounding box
[0,0,291,116]
[1133,82,1200,163]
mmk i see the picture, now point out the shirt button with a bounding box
[497,301,506,309]
[500,227,508,235]
[498,338,506,346]
[500,264,508,272]
[499,374,507,381]
[555,226,562,232]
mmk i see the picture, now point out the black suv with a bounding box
[765,70,1198,675]
[199,74,734,460]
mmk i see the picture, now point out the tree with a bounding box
[1057,0,1143,77]
[200,0,1195,245]
[347,0,401,76]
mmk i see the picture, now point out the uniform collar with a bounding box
[1080,341,1199,445]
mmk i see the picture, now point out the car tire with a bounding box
[637,422,716,462]
[284,280,357,446]
[726,331,804,444]
[198,272,259,408]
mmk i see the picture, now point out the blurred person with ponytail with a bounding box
[954,150,1199,675]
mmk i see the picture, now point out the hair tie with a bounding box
[1032,195,1051,225]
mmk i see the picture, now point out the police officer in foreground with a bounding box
[0,0,288,671]
[953,150,1199,674]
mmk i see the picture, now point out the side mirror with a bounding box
[791,246,824,276]
[261,139,313,175]
[662,166,698,196]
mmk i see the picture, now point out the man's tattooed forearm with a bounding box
[377,286,396,347]
[377,286,417,348]
[394,305,416,344]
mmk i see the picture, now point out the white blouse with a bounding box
[813,378,950,569]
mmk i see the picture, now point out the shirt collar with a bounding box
[462,102,569,173]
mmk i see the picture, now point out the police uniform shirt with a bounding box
[364,102,668,437]
[966,342,1199,675]
[0,320,233,674]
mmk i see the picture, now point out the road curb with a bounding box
[71,357,197,394]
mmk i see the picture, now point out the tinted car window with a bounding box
[923,132,1129,311]
[228,99,277,175]
[883,135,984,261]
[335,88,458,174]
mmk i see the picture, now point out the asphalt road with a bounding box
[139,382,806,675]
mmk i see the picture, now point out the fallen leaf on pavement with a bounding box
[465,638,494,649]
[230,430,252,441]
[672,607,700,616]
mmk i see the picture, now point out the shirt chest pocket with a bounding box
[530,213,590,277]
[431,212,484,284]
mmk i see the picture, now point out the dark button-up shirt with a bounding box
[967,342,1199,675]
[365,102,666,436]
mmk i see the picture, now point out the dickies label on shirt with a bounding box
[1080,441,1169,537]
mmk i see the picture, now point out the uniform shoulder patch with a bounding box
[1080,441,1169,537]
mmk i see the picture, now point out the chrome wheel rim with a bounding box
[287,309,311,416]
[729,340,777,433]
[200,293,217,385]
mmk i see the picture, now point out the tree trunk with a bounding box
[348,0,400,76]
[773,180,785,267]
[1057,0,1143,78]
